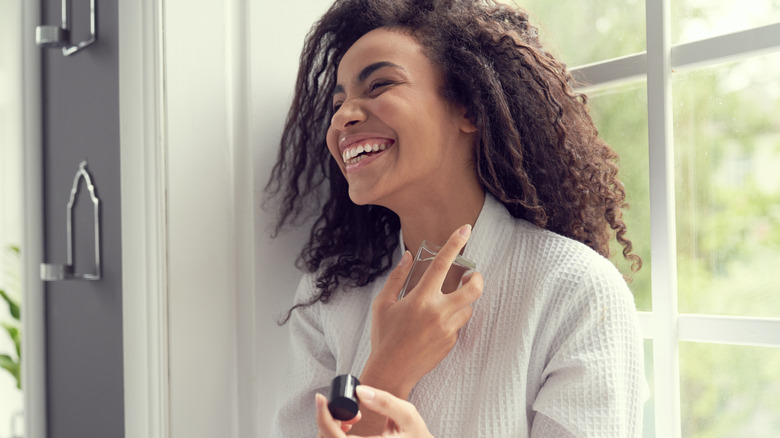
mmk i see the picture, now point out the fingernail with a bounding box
[315,393,325,408]
[398,250,412,267]
[459,224,472,238]
[356,385,375,401]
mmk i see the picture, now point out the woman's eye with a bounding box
[368,80,393,93]
[332,102,343,113]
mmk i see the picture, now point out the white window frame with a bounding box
[570,3,780,437]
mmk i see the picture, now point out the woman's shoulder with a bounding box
[488,207,632,306]
[292,269,381,318]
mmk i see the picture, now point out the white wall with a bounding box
[252,0,332,433]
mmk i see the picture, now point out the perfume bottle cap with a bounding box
[328,374,360,421]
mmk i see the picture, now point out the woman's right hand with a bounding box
[361,224,484,399]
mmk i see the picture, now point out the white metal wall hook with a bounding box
[41,161,102,281]
[35,0,97,56]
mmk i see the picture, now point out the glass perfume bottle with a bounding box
[397,240,477,300]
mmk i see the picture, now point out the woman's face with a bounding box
[326,27,476,212]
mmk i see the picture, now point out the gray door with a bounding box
[40,0,124,436]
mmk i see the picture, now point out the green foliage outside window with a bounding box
[507,0,780,436]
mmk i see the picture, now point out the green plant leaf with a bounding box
[1,321,18,340]
[1,321,20,357]
[0,289,21,320]
[0,353,21,390]
[14,328,21,359]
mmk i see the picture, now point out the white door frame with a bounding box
[119,1,256,437]
[118,0,171,437]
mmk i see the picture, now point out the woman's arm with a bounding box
[530,258,647,437]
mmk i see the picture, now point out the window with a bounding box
[508,0,780,436]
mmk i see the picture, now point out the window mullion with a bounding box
[678,315,780,347]
[646,0,681,437]
[671,22,780,72]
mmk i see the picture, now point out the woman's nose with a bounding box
[331,99,366,130]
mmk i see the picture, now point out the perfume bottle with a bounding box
[397,240,477,300]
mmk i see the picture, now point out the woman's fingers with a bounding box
[374,250,413,305]
[450,271,484,309]
[340,410,362,432]
[315,393,346,438]
[415,224,471,296]
[355,385,433,437]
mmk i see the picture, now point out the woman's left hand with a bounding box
[316,385,434,438]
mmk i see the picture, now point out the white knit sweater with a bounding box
[271,195,646,437]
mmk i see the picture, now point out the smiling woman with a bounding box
[264,0,646,437]
[326,28,481,220]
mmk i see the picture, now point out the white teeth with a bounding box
[342,141,392,164]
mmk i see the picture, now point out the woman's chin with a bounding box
[347,188,375,206]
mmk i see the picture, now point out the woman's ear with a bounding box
[461,116,477,134]
[455,104,477,134]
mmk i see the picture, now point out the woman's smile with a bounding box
[338,134,397,172]
[342,140,395,172]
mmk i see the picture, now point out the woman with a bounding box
[266,0,646,436]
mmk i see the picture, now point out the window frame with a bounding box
[570,4,780,437]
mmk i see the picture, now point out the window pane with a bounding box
[680,342,780,437]
[588,81,652,311]
[672,0,780,45]
[673,53,780,317]
[503,0,646,67]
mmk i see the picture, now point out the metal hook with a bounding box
[35,0,97,56]
[41,161,102,281]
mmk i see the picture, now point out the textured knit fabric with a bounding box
[271,195,646,437]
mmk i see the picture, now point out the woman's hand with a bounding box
[316,385,434,438]
[361,224,484,398]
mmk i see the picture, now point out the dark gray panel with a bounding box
[41,0,124,436]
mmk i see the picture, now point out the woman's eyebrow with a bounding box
[333,61,405,96]
[358,61,403,82]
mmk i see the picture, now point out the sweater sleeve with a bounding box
[530,257,647,438]
[271,274,336,438]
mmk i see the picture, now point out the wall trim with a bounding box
[21,0,47,436]
[119,0,171,437]
[162,0,254,436]
[226,0,257,436]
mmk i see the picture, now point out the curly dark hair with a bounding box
[265,0,642,322]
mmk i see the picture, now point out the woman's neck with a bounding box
[396,186,486,256]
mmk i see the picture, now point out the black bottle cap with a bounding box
[328,374,360,421]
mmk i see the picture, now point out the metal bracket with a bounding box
[41,161,102,281]
[35,0,96,56]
